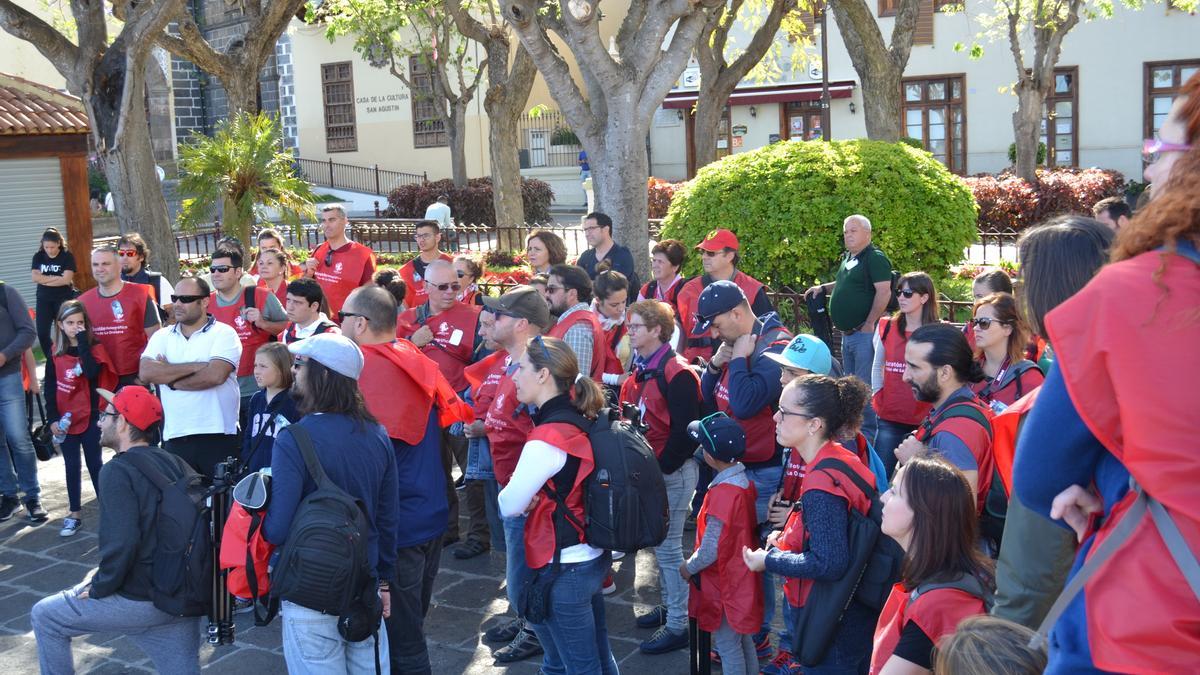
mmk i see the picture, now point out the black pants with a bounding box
[163,433,241,479]
[442,429,488,544]
[385,534,443,675]
[36,297,67,417]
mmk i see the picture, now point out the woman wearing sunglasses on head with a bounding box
[454,255,485,306]
[968,293,1043,413]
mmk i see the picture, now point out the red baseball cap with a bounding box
[695,228,740,252]
[97,386,163,431]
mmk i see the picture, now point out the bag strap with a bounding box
[811,457,878,502]
[920,396,993,441]
[913,574,991,607]
[1148,491,1200,600]
[244,286,256,310]
[124,450,174,492]
[283,424,332,489]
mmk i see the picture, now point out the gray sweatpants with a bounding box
[713,616,757,675]
[31,581,201,675]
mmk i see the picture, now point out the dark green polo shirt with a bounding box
[829,244,893,331]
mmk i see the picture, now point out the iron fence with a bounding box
[295,157,427,196]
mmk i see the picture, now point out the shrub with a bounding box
[384,177,554,226]
[659,140,978,287]
[963,167,1124,233]
[1008,142,1047,166]
[647,177,684,219]
[899,137,925,150]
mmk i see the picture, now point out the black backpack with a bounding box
[541,408,669,554]
[125,450,214,617]
[270,424,375,615]
[793,458,903,666]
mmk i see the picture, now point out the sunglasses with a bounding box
[117,250,139,258]
[896,289,916,298]
[324,249,334,267]
[971,317,1011,330]
[1143,137,1193,164]
[431,282,462,293]
[170,294,206,304]
[337,311,364,322]
[531,334,552,360]
[209,265,234,274]
[456,271,467,278]
[700,250,723,258]
[291,356,308,370]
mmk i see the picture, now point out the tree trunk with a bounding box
[490,112,526,246]
[858,65,903,141]
[449,102,468,187]
[590,106,651,283]
[692,97,725,171]
[222,69,260,117]
[1012,81,1044,182]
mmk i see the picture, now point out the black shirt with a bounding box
[31,249,77,302]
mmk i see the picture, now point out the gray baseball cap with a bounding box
[481,285,552,331]
[288,333,365,380]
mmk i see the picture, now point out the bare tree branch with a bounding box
[0,0,81,82]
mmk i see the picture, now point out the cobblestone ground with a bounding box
[0,449,693,674]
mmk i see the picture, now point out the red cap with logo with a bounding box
[695,228,740,252]
[97,386,163,431]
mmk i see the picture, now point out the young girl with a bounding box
[969,293,1044,411]
[871,455,993,674]
[241,343,300,475]
[49,300,116,537]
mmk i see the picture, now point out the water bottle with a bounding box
[52,412,72,445]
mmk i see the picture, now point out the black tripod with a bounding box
[207,458,239,645]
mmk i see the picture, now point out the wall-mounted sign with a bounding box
[356,92,409,115]
[732,124,748,137]
[768,133,781,144]
[732,136,744,148]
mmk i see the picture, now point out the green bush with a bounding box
[1007,141,1047,166]
[659,140,978,288]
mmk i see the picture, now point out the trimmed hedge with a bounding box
[963,167,1123,232]
[659,140,978,287]
[383,177,554,226]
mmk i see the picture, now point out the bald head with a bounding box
[345,285,397,335]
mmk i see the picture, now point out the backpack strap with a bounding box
[534,410,592,542]
[920,395,993,442]
[912,574,992,610]
[282,424,331,490]
[1166,240,1200,266]
[811,457,878,502]
[124,450,174,492]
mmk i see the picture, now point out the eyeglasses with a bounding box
[896,289,916,298]
[414,233,436,241]
[777,407,814,420]
[117,250,139,258]
[337,311,364,322]
[700,249,727,258]
[1143,137,1193,164]
[98,409,119,421]
[971,317,1011,330]
[626,322,648,332]
[545,285,564,293]
[291,356,308,370]
[582,225,602,233]
[209,265,234,274]
[170,294,206,304]
[430,282,462,293]
[456,271,467,278]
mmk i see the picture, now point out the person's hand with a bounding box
[0,354,7,368]
[894,434,924,466]
[859,322,876,334]
[742,546,768,572]
[1050,484,1104,543]
[69,324,87,339]
[463,420,486,438]
[709,343,733,370]
[804,284,824,299]
[767,496,792,530]
[765,530,782,549]
[242,307,262,324]
[523,493,541,515]
[732,333,755,360]
[380,587,391,619]
[77,584,91,600]
[678,561,691,581]
[29,377,40,396]
[411,325,434,347]
[304,257,318,276]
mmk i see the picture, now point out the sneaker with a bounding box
[601,574,616,596]
[453,539,490,560]
[0,496,20,522]
[24,499,48,523]
[611,550,625,561]
[493,627,542,663]
[761,647,801,675]
[683,513,696,531]
[233,597,256,614]
[484,617,524,644]
[59,517,81,537]
[754,633,774,660]
[639,626,689,655]
[635,604,668,628]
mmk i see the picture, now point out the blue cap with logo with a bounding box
[687,412,746,463]
[691,280,747,336]
[764,334,833,375]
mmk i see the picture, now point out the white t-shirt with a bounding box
[142,316,242,441]
[424,202,453,229]
[498,439,603,564]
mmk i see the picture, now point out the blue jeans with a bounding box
[529,553,619,675]
[873,419,916,480]
[465,434,495,481]
[800,601,874,674]
[653,459,698,632]
[61,422,103,512]
[483,478,506,552]
[0,370,39,499]
[503,514,530,611]
[282,600,390,675]
[841,331,878,441]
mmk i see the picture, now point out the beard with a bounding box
[911,375,942,403]
[99,424,116,450]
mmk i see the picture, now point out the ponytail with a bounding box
[832,376,870,438]
[571,376,605,419]
[788,374,870,441]
[526,335,605,419]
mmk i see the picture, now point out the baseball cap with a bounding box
[289,333,365,380]
[97,386,163,431]
[691,280,746,336]
[765,334,833,375]
[481,285,552,331]
[695,228,740,252]
[688,412,746,463]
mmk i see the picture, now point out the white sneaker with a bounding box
[611,550,625,561]
[59,517,81,537]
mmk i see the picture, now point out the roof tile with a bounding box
[0,73,89,136]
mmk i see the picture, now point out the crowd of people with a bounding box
[3,72,1196,675]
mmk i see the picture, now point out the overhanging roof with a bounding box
[0,73,90,136]
[663,80,857,110]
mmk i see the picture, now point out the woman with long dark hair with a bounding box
[32,227,76,410]
[969,293,1043,411]
[497,336,617,674]
[871,455,993,674]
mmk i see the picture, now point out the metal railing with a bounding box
[295,157,427,196]
[517,110,584,169]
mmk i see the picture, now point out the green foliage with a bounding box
[176,112,317,246]
[550,127,580,146]
[899,137,925,149]
[384,177,554,225]
[659,140,978,287]
[1008,141,1047,165]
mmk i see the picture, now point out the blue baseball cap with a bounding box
[764,334,833,375]
[688,412,746,463]
[691,280,747,336]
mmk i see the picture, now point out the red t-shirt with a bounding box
[311,240,376,315]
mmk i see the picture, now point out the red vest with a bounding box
[991,387,1040,497]
[872,318,932,425]
[79,283,153,377]
[548,310,612,380]
[639,276,686,316]
[312,241,376,315]
[359,340,473,444]
[914,393,994,514]
[1044,248,1200,672]
[970,359,1044,408]
[523,422,594,569]
[869,583,986,674]
[677,271,767,362]
[398,253,453,309]
[464,350,507,416]
[617,352,697,458]
[688,480,764,633]
[258,277,288,306]
[484,361,533,486]
[602,321,627,374]
[209,287,276,377]
[53,345,117,434]
[397,302,480,392]
[713,326,791,464]
[777,442,875,607]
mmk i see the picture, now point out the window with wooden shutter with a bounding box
[1041,67,1079,167]
[1145,60,1200,141]
[410,56,448,148]
[321,62,357,153]
[902,74,967,174]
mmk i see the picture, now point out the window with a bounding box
[409,56,448,148]
[902,74,967,174]
[782,100,825,141]
[715,106,732,160]
[1145,60,1200,140]
[1041,67,1078,167]
[878,0,956,18]
[321,62,357,153]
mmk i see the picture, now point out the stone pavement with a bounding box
[0,449,694,674]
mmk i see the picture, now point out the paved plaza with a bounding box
[0,449,692,674]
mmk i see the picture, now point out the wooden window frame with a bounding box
[779,99,825,141]
[1144,59,1200,141]
[901,73,968,175]
[409,56,448,149]
[878,0,956,18]
[1043,66,1079,168]
[321,61,357,154]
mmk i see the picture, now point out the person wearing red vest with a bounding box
[461,311,507,557]
[339,284,472,674]
[683,412,764,675]
[479,285,553,663]
[871,272,939,478]
[303,205,377,316]
[46,300,117,537]
[637,239,689,317]
[79,247,161,385]
[592,270,632,393]
[969,293,1044,411]
[676,229,774,364]
[396,220,453,309]
[497,336,617,675]
[254,247,291,306]
[281,278,340,345]
[256,227,304,279]
[744,375,880,674]
[619,300,701,654]
[546,264,615,382]
[895,324,993,514]
[872,454,992,674]
[208,248,287,415]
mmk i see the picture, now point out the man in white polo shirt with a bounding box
[138,276,242,478]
